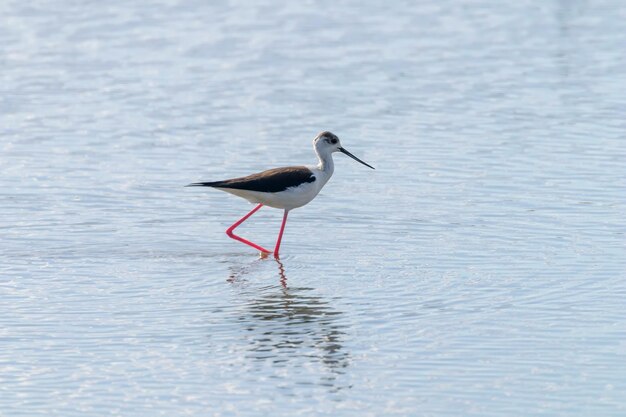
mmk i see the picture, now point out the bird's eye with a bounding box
[330,138,338,144]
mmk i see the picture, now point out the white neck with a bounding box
[316,149,334,176]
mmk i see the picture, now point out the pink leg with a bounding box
[273,210,289,259]
[226,204,272,254]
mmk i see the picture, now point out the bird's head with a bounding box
[313,131,375,169]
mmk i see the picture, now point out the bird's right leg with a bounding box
[225,203,272,254]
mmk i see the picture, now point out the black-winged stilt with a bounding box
[187,131,374,258]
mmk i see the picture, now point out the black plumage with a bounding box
[187,166,316,193]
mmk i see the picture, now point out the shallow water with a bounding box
[1,0,625,415]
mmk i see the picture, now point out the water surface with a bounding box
[1,0,625,416]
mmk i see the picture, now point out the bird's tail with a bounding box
[185,181,222,187]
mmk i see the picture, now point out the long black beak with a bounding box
[339,147,375,169]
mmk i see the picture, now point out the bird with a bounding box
[187,131,374,258]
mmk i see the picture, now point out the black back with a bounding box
[188,166,316,193]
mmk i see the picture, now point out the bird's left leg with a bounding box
[273,210,289,259]
[226,203,272,254]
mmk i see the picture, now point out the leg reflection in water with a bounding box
[228,258,350,392]
[276,259,287,288]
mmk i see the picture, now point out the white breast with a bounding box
[220,168,331,210]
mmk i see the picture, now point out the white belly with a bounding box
[220,181,321,210]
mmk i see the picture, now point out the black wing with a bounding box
[187,166,316,193]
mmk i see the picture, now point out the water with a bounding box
[1,0,625,415]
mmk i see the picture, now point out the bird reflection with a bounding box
[554,0,586,81]
[230,259,350,389]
